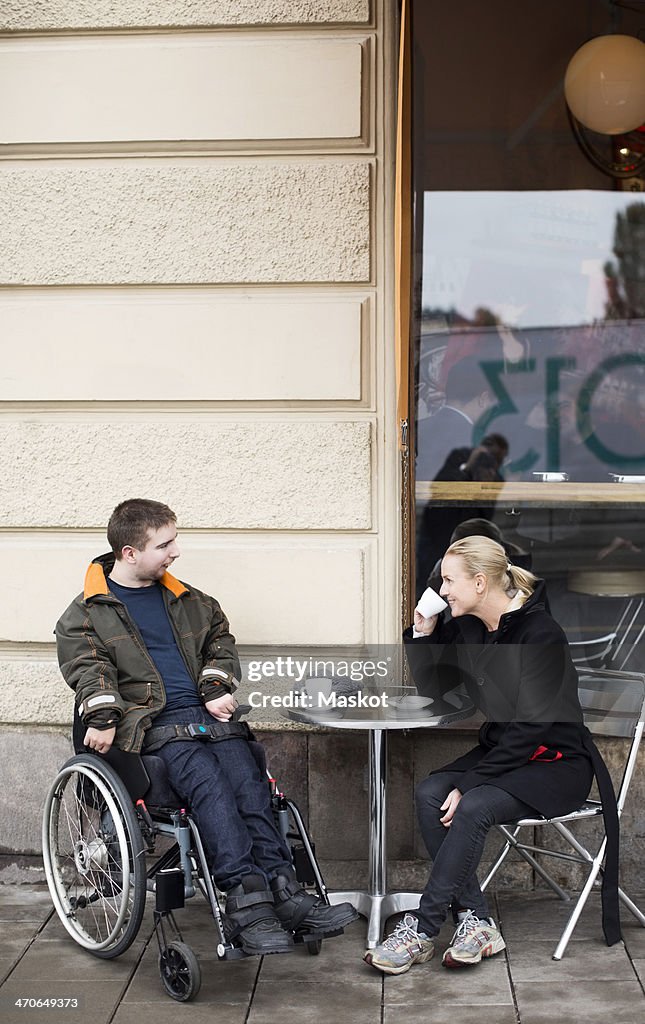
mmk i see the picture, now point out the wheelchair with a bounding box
[42,711,335,1002]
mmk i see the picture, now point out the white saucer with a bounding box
[387,695,434,711]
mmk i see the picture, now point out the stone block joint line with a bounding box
[494,894,522,1024]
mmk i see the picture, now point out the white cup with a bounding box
[303,677,333,704]
[416,587,448,619]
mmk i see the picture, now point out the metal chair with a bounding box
[568,568,645,671]
[569,632,617,670]
[480,668,645,960]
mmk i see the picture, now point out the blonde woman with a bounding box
[365,536,619,975]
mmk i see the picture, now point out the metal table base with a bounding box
[327,729,421,948]
[329,889,422,949]
[285,697,475,949]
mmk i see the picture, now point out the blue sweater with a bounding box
[108,578,200,712]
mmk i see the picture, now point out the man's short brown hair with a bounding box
[107,499,177,558]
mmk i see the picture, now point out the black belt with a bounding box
[143,720,250,753]
[582,728,621,946]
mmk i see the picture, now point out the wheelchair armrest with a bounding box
[102,747,152,802]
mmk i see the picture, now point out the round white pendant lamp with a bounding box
[564,34,645,135]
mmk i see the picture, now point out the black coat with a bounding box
[405,580,621,944]
[405,581,594,818]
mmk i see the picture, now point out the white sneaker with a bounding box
[364,914,435,975]
[442,911,506,968]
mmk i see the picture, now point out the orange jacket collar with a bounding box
[83,562,188,600]
[160,571,188,598]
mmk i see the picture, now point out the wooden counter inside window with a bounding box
[415,481,645,505]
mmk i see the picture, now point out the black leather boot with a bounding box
[270,873,359,937]
[223,875,294,955]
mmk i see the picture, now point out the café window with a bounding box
[405,0,645,667]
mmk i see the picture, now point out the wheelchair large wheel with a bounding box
[42,754,146,958]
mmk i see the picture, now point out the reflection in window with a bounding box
[417,191,645,483]
[410,0,645,671]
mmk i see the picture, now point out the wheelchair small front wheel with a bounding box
[306,938,322,955]
[159,941,201,1002]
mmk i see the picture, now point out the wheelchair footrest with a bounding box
[217,943,250,961]
[294,927,341,942]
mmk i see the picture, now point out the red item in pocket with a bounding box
[530,745,563,762]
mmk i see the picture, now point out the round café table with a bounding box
[284,692,476,948]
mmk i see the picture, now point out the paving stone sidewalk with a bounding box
[1,886,643,1024]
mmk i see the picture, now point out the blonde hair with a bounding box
[445,535,538,599]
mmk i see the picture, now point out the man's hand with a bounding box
[205,692,238,721]
[439,787,462,827]
[414,609,438,635]
[84,726,116,754]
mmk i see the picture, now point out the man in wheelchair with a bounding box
[55,497,358,957]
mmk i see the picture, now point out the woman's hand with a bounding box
[414,609,438,635]
[439,787,462,827]
[205,692,238,721]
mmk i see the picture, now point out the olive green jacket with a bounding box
[55,553,240,753]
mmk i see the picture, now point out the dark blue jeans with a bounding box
[414,771,534,937]
[153,707,292,891]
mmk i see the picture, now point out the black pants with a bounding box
[414,771,533,937]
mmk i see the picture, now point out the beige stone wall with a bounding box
[1,290,367,400]
[1,163,371,282]
[0,36,365,143]
[0,0,398,754]
[0,419,373,528]
[0,2,371,31]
